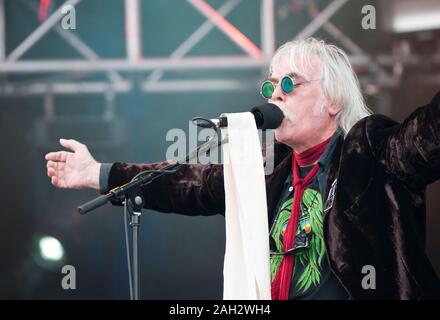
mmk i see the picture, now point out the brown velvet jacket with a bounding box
[106,91,440,299]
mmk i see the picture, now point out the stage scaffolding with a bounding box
[1,0,436,98]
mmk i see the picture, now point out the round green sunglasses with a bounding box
[260,75,319,99]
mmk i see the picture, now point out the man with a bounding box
[45,37,440,299]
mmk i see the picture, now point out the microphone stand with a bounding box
[78,130,227,300]
[123,185,143,300]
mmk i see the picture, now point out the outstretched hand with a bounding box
[45,139,101,190]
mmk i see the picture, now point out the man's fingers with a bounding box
[45,151,70,162]
[51,176,63,188]
[47,167,56,177]
[47,165,65,180]
[59,138,83,152]
[47,160,66,171]
[51,175,69,188]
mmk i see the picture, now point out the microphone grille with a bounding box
[250,103,284,130]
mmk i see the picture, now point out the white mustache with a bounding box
[276,105,294,122]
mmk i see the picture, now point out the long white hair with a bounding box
[269,37,373,136]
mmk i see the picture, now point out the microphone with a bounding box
[197,103,284,130]
[249,103,284,130]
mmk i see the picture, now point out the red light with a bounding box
[38,0,53,22]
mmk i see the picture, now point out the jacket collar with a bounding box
[318,127,344,174]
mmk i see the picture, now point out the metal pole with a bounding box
[261,0,275,58]
[0,0,5,61]
[0,81,132,96]
[146,0,241,83]
[54,27,125,83]
[19,0,125,84]
[124,0,142,62]
[141,79,251,92]
[0,56,270,73]
[132,213,140,300]
[7,0,82,61]
[294,0,348,40]
[188,0,262,58]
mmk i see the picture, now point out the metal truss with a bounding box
[1,0,435,97]
[0,0,276,96]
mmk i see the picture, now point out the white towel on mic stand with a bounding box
[221,112,271,300]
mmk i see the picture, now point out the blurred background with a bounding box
[0,0,439,299]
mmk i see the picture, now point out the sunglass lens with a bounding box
[261,81,274,99]
[281,76,295,94]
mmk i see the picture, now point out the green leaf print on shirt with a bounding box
[270,188,325,294]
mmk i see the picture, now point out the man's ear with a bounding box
[327,101,342,117]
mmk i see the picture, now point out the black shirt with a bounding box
[269,132,348,300]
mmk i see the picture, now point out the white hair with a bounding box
[269,37,373,136]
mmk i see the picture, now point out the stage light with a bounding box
[38,236,64,262]
[390,0,440,33]
[393,12,440,33]
[38,0,53,21]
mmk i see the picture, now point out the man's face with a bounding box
[268,55,336,150]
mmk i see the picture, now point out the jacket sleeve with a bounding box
[105,161,225,216]
[372,90,440,188]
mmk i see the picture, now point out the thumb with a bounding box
[60,138,83,152]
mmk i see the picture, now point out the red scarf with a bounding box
[271,136,331,300]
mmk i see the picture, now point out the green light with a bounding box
[38,236,64,262]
